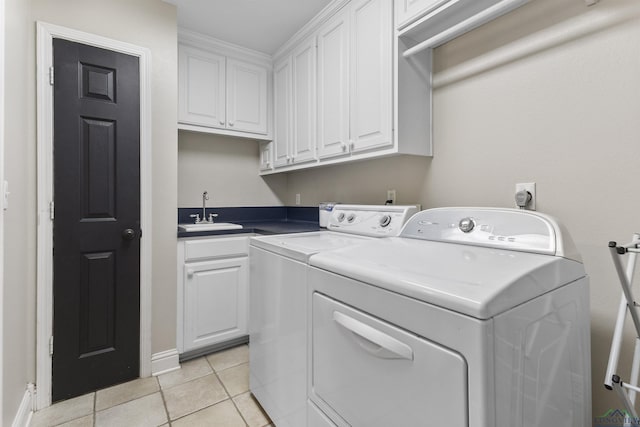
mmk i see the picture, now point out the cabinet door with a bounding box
[395,0,450,29]
[350,0,393,153]
[183,257,248,352]
[273,57,292,168]
[291,36,317,164]
[226,59,268,134]
[259,142,273,171]
[178,45,226,128]
[317,11,350,159]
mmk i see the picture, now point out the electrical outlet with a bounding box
[295,193,301,205]
[387,189,396,204]
[515,183,536,210]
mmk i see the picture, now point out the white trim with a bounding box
[10,386,34,427]
[177,122,272,141]
[178,28,271,66]
[151,349,181,377]
[35,22,153,410]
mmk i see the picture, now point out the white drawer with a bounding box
[184,236,249,261]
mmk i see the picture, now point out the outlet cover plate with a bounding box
[515,182,536,210]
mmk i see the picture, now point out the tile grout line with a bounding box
[205,353,250,427]
[93,392,97,427]
[157,375,173,426]
[162,357,229,424]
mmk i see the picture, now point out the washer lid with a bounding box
[309,237,586,319]
[251,231,371,263]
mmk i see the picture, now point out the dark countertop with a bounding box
[177,206,320,238]
[177,220,321,238]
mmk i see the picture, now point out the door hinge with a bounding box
[49,336,54,356]
[49,66,54,86]
[49,201,55,220]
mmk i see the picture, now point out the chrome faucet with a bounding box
[194,191,218,224]
[202,191,209,221]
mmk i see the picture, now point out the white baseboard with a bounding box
[151,349,180,376]
[11,385,34,427]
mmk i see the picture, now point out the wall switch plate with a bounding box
[387,189,396,204]
[295,193,301,205]
[515,182,536,210]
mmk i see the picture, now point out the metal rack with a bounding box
[605,234,640,422]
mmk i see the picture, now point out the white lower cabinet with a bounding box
[178,236,250,354]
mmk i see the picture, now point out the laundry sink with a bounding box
[178,222,243,232]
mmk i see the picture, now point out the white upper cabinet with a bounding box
[317,0,392,159]
[317,11,350,159]
[226,59,268,135]
[273,56,292,167]
[179,46,226,129]
[350,0,393,153]
[291,37,317,164]
[178,31,272,140]
[259,141,273,171]
[258,0,529,174]
[273,35,318,167]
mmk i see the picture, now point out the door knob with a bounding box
[122,228,136,241]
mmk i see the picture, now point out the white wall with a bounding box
[284,0,640,416]
[178,131,287,207]
[3,0,32,424]
[4,0,178,421]
[286,155,430,206]
[30,0,179,355]
[430,0,640,416]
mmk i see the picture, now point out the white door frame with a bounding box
[35,22,153,410]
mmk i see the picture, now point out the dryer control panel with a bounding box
[400,207,581,261]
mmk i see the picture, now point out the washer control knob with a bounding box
[459,217,475,233]
[337,212,346,222]
[379,215,392,228]
[347,213,356,223]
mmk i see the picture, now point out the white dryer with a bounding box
[308,207,591,427]
[249,204,419,427]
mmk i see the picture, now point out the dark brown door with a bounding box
[52,39,141,402]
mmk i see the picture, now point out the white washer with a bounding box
[308,207,591,427]
[249,204,419,427]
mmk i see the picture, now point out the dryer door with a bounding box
[311,292,469,427]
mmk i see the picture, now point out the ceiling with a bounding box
[165,0,333,55]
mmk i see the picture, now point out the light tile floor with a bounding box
[30,344,272,427]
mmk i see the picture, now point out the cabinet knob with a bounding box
[219,120,224,125]
[187,269,194,277]
[228,121,234,127]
